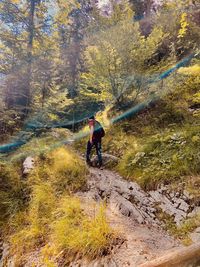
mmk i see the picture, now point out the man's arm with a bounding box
[90,125,94,144]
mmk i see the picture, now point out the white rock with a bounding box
[190,228,200,243]
[23,157,35,175]
[92,153,119,167]
[110,192,144,224]
[178,200,189,213]
[188,207,200,218]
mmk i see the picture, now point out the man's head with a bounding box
[88,115,95,127]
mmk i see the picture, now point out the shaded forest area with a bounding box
[0,0,199,143]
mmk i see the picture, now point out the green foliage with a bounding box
[175,215,200,240]
[0,108,22,142]
[98,60,200,191]
[159,212,200,245]
[0,144,87,229]
[154,207,200,245]
[118,124,200,189]
[10,128,72,161]
[103,125,138,158]
[178,13,189,39]
[81,1,166,106]
[1,0,200,260]
[185,176,200,201]
[155,1,200,57]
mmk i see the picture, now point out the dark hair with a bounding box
[89,115,95,120]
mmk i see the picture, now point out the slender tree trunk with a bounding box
[68,15,81,99]
[42,81,46,108]
[25,0,36,116]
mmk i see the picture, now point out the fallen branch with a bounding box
[139,242,200,267]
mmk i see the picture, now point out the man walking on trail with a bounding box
[86,115,105,168]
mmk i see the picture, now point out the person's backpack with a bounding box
[93,121,105,139]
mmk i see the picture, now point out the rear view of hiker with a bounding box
[86,115,105,168]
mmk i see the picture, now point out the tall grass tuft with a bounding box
[51,198,115,260]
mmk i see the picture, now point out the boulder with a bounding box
[188,207,200,218]
[91,153,119,167]
[149,189,190,225]
[23,157,35,175]
[190,227,200,243]
[84,168,194,226]
[109,192,145,224]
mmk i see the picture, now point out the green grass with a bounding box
[9,128,72,162]
[154,208,200,245]
[117,124,200,189]
[0,160,26,228]
[75,96,200,192]
[30,146,88,193]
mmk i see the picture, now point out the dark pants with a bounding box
[86,140,102,166]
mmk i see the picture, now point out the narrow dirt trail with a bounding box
[75,167,182,267]
[107,210,179,267]
[106,206,180,266]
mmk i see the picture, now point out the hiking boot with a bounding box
[99,165,104,170]
[86,160,92,166]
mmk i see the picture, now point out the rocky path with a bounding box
[2,154,199,267]
[81,166,194,225]
[75,167,185,267]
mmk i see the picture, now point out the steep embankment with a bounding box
[72,163,200,267]
[75,166,181,267]
[97,95,200,229]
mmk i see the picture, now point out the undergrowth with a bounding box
[9,128,73,161]
[0,144,119,265]
[0,160,26,228]
[9,196,116,266]
[117,124,200,189]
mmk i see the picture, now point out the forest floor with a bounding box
[74,167,182,267]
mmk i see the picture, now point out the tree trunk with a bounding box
[139,242,200,267]
[24,0,36,116]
